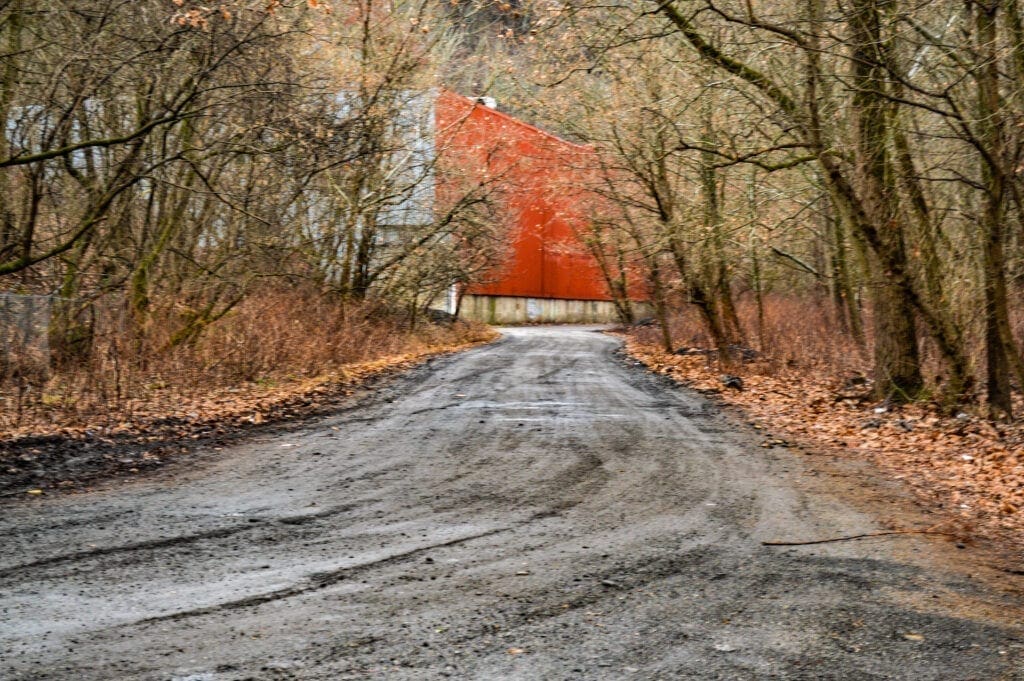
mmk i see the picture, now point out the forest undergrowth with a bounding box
[624,295,1024,554]
[0,288,495,443]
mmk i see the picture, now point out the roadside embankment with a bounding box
[619,331,1024,562]
[1,314,496,496]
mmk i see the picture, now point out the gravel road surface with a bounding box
[1,326,1022,680]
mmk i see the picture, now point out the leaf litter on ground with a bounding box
[620,334,1024,559]
[0,331,497,494]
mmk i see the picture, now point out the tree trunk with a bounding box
[826,192,866,346]
[645,252,673,353]
[976,0,1013,418]
[700,100,742,344]
[667,235,730,350]
[849,0,924,400]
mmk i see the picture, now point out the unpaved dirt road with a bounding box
[2,326,1022,680]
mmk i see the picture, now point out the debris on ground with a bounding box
[0,333,497,495]
[621,335,1024,554]
[719,374,744,391]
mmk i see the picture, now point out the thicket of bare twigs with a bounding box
[4,0,1024,444]
[0,1,510,434]
[1,286,494,436]
[649,294,870,378]
[649,293,1024,389]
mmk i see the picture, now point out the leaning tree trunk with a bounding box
[667,235,731,351]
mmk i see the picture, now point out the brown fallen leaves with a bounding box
[622,335,1024,551]
[1,332,497,445]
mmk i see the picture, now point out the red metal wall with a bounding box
[436,91,642,302]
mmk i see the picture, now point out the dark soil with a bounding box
[0,361,440,498]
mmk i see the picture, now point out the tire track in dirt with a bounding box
[0,326,1022,680]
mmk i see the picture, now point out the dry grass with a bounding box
[641,291,1024,400]
[0,287,495,438]
[643,294,869,378]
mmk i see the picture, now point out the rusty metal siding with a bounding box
[436,90,641,303]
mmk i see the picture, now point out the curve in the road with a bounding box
[1,326,1022,680]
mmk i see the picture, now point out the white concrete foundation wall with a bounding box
[459,294,651,325]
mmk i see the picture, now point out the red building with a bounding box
[435,91,647,323]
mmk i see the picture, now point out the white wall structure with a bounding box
[458,294,651,325]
